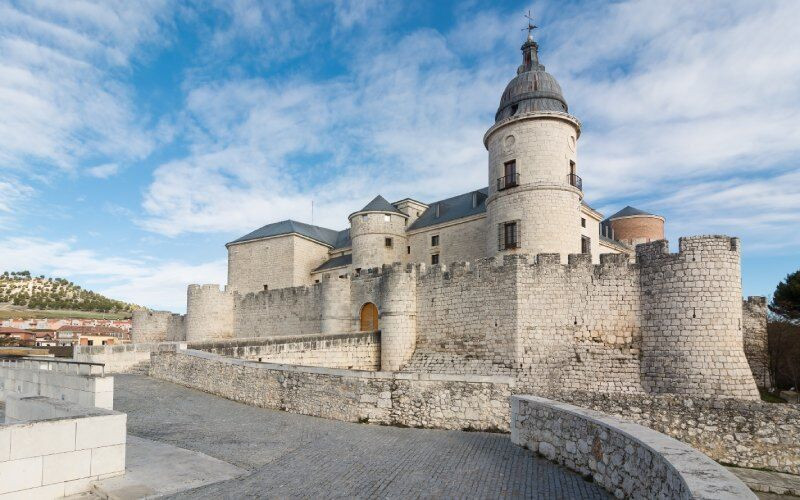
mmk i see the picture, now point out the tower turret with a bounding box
[485,27,582,261]
[349,195,409,272]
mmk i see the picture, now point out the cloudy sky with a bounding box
[1,0,798,311]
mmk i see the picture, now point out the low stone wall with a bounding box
[0,359,114,410]
[545,391,800,475]
[73,343,168,373]
[1,394,126,498]
[189,332,380,371]
[511,395,755,499]
[150,345,511,431]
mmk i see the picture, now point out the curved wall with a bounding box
[511,395,756,499]
[349,212,408,271]
[638,237,759,399]
[131,310,170,343]
[485,114,582,261]
[378,263,417,371]
[186,284,235,342]
[609,215,664,246]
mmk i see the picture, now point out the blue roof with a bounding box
[227,220,344,247]
[313,253,352,272]
[355,195,404,215]
[407,188,488,231]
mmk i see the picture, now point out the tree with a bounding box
[771,270,800,322]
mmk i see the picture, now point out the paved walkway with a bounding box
[114,375,609,499]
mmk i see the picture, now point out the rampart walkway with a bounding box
[114,375,608,499]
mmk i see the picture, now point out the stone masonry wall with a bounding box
[407,216,487,268]
[132,310,186,343]
[186,285,234,342]
[150,346,512,431]
[742,296,771,388]
[511,395,755,499]
[545,390,800,475]
[638,237,759,400]
[188,332,380,371]
[234,285,324,338]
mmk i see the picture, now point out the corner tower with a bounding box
[484,31,582,261]
[349,195,408,272]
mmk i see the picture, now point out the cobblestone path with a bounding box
[115,375,609,499]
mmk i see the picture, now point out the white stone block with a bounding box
[10,420,76,460]
[63,476,96,496]
[90,444,126,476]
[0,483,65,499]
[0,456,43,494]
[0,428,10,461]
[75,415,126,450]
[42,449,91,485]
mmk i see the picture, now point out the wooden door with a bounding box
[360,303,379,332]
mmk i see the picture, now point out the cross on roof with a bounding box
[522,10,537,39]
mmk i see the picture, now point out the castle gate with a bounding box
[360,303,379,332]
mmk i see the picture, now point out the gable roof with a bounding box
[607,206,655,220]
[227,220,343,248]
[408,188,488,231]
[354,195,405,216]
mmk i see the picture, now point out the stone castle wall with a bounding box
[742,296,771,388]
[186,284,234,342]
[188,332,380,371]
[174,235,765,401]
[349,212,407,271]
[131,310,185,343]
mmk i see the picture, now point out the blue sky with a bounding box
[1,0,798,312]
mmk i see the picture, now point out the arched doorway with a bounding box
[360,303,379,332]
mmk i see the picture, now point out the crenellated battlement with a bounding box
[636,236,740,265]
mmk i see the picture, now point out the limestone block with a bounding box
[41,449,92,485]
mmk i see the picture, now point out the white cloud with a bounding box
[0,236,226,312]
[87,163,120,179]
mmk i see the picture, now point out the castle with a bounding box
[133,33,768,399]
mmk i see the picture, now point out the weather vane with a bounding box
[522,10,537,39]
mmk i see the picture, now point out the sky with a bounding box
[0,0,798,312]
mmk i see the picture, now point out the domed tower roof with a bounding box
[495,35,568,122]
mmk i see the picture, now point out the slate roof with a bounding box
[606,206,656,220]
[227,220,343,248]
[354,195,405,216]
[407,188,488,231]
[313,253,353,272]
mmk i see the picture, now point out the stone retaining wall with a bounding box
[546,390,800,475]
[73,343,163,373]
[150,345,511,431]
[189,332,380,370]
[511,395,755,499]
[0,359,114,410]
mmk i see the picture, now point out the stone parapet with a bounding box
[511,395,755,499]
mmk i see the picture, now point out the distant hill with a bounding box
[0,270,140,314]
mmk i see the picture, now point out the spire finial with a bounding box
[522,10,537,41]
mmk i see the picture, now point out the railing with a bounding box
[567,173,582,191]
[0,357,106,376]
[497,173,520,191]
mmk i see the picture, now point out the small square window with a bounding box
[384,214,391,222]
[385,237,393,247]
[431,253,439,265]
[431,235,439,247]
[361,214,367,220]
[581,218,586,228]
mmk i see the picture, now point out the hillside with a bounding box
[0,270,139,314]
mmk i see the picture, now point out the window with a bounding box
[385,237,393,247]
[581,236,591,254]
[361,214,367,220]
[510,104,518,116]
[407,245,411,254]
[499,221,519,250]
[263,285,268,291]
[431,253,439,265]
[498,160,518,191]
[384,214,391,222]
[431,235,439,247]
[581,218,586,228]
[570,160,576,176]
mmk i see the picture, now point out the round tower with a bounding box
[606,206,665,246]
[484,33,582,261]
[349,195,408,272]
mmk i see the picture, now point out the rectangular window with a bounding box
[431,253,439,265]
[581,236,591,254]
[263,285,268,291]
[581,218,586,228]
[407,245,411,254]
[498,160,518,191]
[384,214,391,222]
[385,237,393,247]
[431,235,439,247]
[500,221,519,250]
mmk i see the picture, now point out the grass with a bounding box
[759,388,788,404]
[0,308,131,320]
